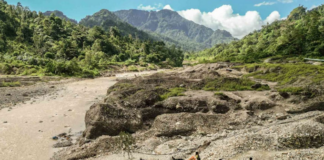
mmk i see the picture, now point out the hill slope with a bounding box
[189,5,324,63]
[114,9,236,50]
[0,1,183,77]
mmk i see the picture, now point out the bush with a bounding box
[44,52,55,59]
[127,65,138,72]
[81,68,99,78]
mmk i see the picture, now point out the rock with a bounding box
[68,109,72,111]
[3,121,8,123]
[251,83,262,89]
[39,121,43,123]
[211,104,230,114]
[264,58,272,63]
[276,114,289,120]
[287,102,324,114]
[50,86,55,88]
[83,103,143,139]
[152,113,220,137]
[259,113,271,120]
[245,98,276,111]
[246,111,254,116]
[278,122,324,149]
[279,92,290,98]
[58,133,67,137]
[313,62,322,66]
[53,141,73,148]
[179,84,186,88]
[52,136,120,160]
[315,115,324,124]
[79,138,92,146]
[159,97,209,113]
[6,93,11,96]
[22,93,29,97]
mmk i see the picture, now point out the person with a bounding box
[196,152,201,160]
[188,152,200,160]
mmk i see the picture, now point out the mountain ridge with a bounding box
[114,9,236,50]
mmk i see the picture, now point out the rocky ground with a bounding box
[48,63,324,160]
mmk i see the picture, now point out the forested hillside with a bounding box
[115,9,236,51]
[80,9,208,51]
[43,10,78,24]
[0,1,183,77]
[188,5,324,63]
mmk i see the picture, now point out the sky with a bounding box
[5,0,323,38]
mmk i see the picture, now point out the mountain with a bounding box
[43,10,78,24]
[190,5,324,63]
[114,9,236,50]
[80,9,153,40]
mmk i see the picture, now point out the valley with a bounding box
[1,0,324,160]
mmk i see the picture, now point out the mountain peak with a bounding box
[43,10,78,24]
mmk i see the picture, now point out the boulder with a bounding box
[278,122,324,149]
[251,83,262,89]
[152,113,220,137]
[279,92,290,98]
[83,103,143,139]
[287,102,324,113]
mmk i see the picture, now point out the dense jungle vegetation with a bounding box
[0,0,183,77]
[187,5,324,63]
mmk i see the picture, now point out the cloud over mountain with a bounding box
[177,5,281,38]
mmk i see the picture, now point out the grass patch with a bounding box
[244,63,324,85]
[109,83,135,92]
[0,81,21,87]
[160,87,186,100]
[278,87,304,95]
[203,77,256,91]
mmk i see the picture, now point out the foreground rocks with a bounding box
[53,64,324,160]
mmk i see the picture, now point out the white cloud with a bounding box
[264,11,280,24]
[278,0,293,3]
[254,1,276,7]
[177,5,281,39]
[163,5,173,11]
[137,3,163,11]
[310,5,318,10]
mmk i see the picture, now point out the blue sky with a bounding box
[5,0,322,21]
[5,0,323,38]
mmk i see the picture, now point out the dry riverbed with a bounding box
[0,71,162,160]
